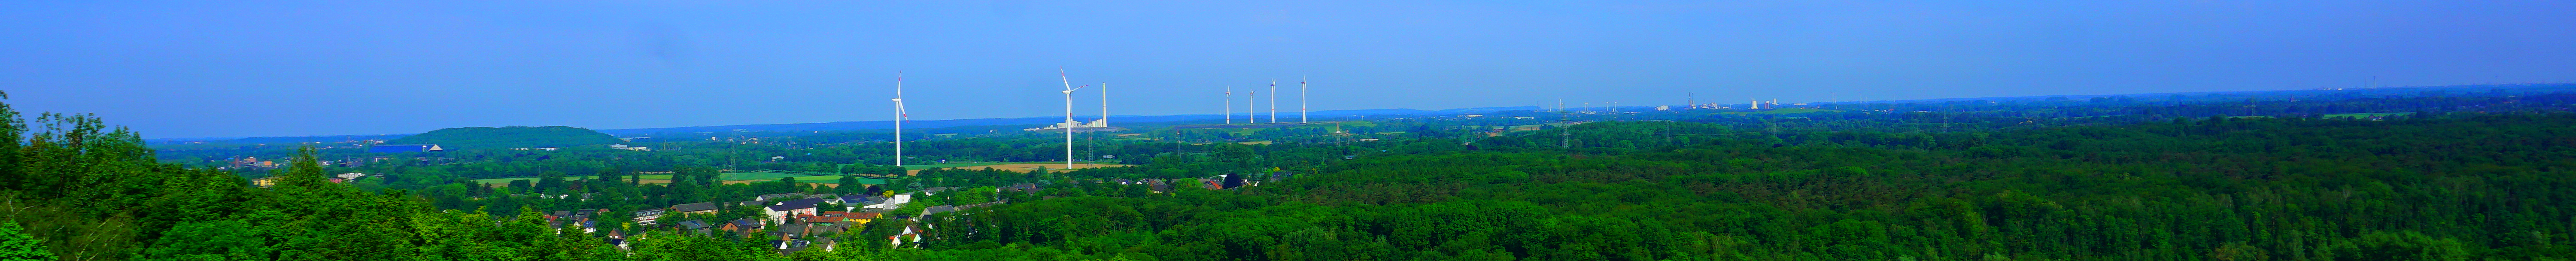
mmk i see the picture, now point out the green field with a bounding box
[716,171,817,180]
[898,161,1053,169]
[794,178,887,185]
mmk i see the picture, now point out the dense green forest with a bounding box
[911,115,2576,261]
[8,87,2576,261]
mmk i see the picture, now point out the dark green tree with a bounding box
[0,221,55,261]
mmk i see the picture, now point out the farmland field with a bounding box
[894,161,1021,169]
[715,171,814,181]
[951,163,1128,173]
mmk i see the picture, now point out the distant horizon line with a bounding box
[142,105,1542,142]
[142,82,2570,141]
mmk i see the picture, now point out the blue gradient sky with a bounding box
[4,1,2573,138]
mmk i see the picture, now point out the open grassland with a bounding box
[894,161,1024,169]
[946,163,1129,173]
[715,171,814,180]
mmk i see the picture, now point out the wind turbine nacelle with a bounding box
[1062,90,1075,94]
[891,98,903,102]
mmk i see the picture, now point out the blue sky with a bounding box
[3,0,2572,138]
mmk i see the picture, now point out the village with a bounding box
[524,170,1297,255]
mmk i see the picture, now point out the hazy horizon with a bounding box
[7,1,2573,138]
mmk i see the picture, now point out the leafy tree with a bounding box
[0,221,55,261]
[134,220,267,261]
[836,175,862,194]
[534,170,567,194]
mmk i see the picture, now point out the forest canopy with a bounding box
[385,126,622,149]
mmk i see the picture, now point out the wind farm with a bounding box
[969,69,1340,132]
[28,2,2576,259]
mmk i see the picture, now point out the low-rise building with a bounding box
[671,202,720,215]
[863,194,912,210]
[756,193,806,201]
[633,209,667,225]
[765,198,824,223]
[677,220,711,234]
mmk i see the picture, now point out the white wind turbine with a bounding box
[1268,80,1278,123]
[1098,82,1109,164]
[1059,69,1085,169]
[892,72,907,167]
[1100,82,1109,128]
[1224,86,1233,124]
[1300,77,1308,123]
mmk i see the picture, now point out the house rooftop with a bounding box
[671,202,720,212]
[769,198,824,211]
[756,193,806,201]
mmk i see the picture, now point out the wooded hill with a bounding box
[386,126,621,149]
[899,114,2576,261]
[6,91,2575,261]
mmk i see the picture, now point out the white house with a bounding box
[863,194,913,210]
[764,198,823,223]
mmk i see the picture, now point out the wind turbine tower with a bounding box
[1224,86,1232,124]
[1300,77,1309,123]
[1269,80,1279,123]
[1060,69,1086,169]
[1101,82,1109,128]
[892,72,907,167]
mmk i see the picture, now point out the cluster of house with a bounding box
[521,172,1302,255]
[595,191,971,255]
[248,172,380,188]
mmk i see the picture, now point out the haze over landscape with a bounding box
[12,1,2576,261]
[5,1,2574,138]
